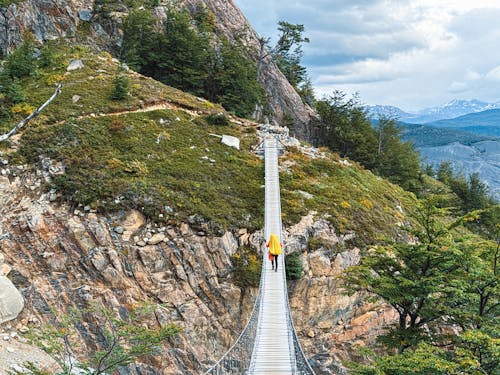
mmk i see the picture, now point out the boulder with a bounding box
[78,10,92,21]
[121,210,145,241]
[67,59,84,71]
[221,135,240,150]
[308,251,331,277]
[148,233,165,245]
[0,276,24,324]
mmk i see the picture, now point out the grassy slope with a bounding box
[6,43,416,243]
[280,151,414,245]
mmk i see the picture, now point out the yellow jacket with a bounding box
[267,233,282,255]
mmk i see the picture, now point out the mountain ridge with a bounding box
[368,99,500,124]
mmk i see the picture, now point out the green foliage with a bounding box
[0,0,23,9]
[19,110,264,230]
[436,163,497,213]
[346,195,499,373]
[316,93,422,192]
[121,7,264,117]
[285,252,303,280]
[273,21,309,89]
[279,149,415,246]
[345,199,465,352]
[111,69,130,100]
[193,2,217,33]
[205,113,230,126]
[38,40,58,68]
[297,77,315,107]
[28,302,180,375]
[349,338,499,375]
[374,117,423,191]
[212,38,266,117]
[4,33,36,79]
[231,247,262,288]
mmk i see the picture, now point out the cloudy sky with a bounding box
[234,0,500,112]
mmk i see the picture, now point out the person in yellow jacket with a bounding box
[266,233,282,272]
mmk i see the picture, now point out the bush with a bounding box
[205,113,230,126]
[285,252,303,280]
[231,247,262,288]
[5,33,36,79]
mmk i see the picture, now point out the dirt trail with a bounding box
[53,100,202,126]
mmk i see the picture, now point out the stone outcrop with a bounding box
[0,0,91,55]
[0,168,264,373]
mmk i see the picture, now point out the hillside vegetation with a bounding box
[400,123,496,147]
[0,39,414,246]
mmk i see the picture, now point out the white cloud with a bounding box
[485,66,500,81]
[448,81,469,93]
[234,0,500,109]
[465,69,481,81]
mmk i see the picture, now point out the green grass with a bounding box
[1,42,222,134]
[280,149,416,245]
[19,110,264,231]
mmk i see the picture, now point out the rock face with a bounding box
[284,212,398,374]
[0,170,261,373]
[0,0,319,142]
[0,0,89,55]
[0,163,398,373]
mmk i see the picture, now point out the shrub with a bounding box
[10,103,35,116]
[5,33,36,79]
[46,74,65,86]
[231,247,262,288]
[285,252,303,280]
[205,113,230,126]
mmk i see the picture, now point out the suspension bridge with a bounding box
[206,135,316,374]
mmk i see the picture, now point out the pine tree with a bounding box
[111,70,130,100]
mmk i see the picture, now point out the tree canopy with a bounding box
[121,7,265,118]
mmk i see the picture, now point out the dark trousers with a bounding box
[272,254,279,271]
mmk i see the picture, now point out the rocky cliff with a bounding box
[0,165,398,374]
[0,0,318,141]
[0,119,405,373]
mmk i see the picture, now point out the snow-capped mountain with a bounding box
[367,99,500,123]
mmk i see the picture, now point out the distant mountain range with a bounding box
[367,100,500,199]
[368,99,500,124]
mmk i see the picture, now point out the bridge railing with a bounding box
[205,134,317,374]
[204,247,265,374]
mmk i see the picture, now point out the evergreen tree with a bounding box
[437,161,454,185]
[5,33,36,79]
[120,9,158,72]
[316,91,378,168]
[121,7,264,118]
[158,8,208,96]
[214,38,265,117]
[111,69,130,100]
[374,117,422,191]
[273,21,309,89]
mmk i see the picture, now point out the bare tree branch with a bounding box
[0,83,62,142]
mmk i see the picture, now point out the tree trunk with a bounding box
[0,83,62,142]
